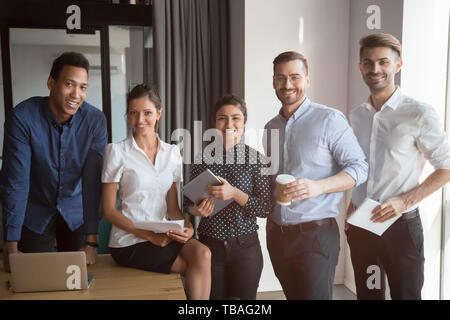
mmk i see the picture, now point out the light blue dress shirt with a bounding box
[264,98,368,225]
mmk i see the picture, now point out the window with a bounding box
[9,28,102,111]
[109,25,153,143]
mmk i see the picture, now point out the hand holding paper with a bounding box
[134,220,184,234]
[371,196,408,222]
[346,198,401,236]
[167,226,194,244]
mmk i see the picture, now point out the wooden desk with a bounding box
[0,254,186,300]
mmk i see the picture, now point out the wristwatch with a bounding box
[85,241,99,248]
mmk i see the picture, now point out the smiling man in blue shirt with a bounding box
[1,52,108,272]
[264,51,368,300]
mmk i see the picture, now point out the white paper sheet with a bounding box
[346,198,401,236]
[134,220,184,234]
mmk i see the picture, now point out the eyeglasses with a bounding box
[273,74,304,84]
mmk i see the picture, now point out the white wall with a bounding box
[401,0,450,300]
[245,0,351,292]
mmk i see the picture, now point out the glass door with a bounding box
[108,25,153,143]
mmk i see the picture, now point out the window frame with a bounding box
[0,0,152,143]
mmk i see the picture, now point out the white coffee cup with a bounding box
[276,174,296,206]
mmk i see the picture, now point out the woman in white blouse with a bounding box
[101,84,211,300]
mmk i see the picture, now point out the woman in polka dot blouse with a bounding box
[184,94,272,300]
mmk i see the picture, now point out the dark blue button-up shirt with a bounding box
[1,96,108,241]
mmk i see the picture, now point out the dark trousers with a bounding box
[266,218,340,300]
[18,214,85,253]
[346,212,424,300]
[200,232,263,300]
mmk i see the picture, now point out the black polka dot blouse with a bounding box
[183,142,272,240]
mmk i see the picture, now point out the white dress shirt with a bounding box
[101,135,183,248]
[349,87,450,210]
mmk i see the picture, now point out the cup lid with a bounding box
[276,174,296,184]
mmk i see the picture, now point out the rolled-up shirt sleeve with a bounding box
[242,157,272,218]
[327,111,368,187]
[416,108,450,170]
[1,111,32,241]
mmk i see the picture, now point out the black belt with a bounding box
[278,217,334,233]
[199,232,258,246]
[401,208,419,220]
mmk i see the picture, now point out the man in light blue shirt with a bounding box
[264,51,368,300]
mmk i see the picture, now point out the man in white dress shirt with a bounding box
[346,33,450,299]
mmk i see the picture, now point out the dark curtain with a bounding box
[153,0,231,229]
[153,0,230,155]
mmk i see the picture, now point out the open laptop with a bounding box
[8,251,93,293]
